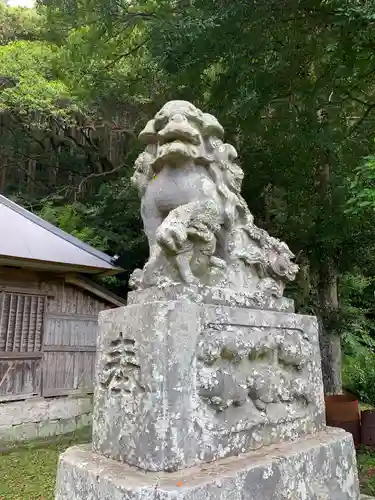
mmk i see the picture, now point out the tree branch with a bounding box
[349,103,375,136]
[77,164,124,194]
[103,36,150,69]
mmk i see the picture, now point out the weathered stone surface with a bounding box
[128,283,295,312]
[0,396,92,443]
[129,100,298,300]
[56,427,360,500]
[92,302,324,472]
[6,422,39,442]
[59,418,81,435]
[79,412,92,428]
[38,420,61,439]
[0,395,92,427]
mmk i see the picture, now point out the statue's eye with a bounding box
[154,117,168,131]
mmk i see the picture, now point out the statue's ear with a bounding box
[139,120,157,144]
[225,144,238,161]
[202,113,224,139]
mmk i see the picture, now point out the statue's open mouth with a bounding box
[153,139,199,169]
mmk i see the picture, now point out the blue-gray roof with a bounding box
[0,195,120,274]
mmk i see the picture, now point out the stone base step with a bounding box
[55,427,360,500]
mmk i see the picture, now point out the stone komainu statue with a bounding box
[130,100,298,298]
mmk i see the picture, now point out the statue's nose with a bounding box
[170,113,187,123]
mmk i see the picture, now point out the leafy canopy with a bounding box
[0,40,81,118]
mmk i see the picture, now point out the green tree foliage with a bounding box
[0,1,44,44]
[0,40,80,116]
[38,201,107,250]
[339,274,375,354]
[348,154,375,215]
[87,176,148,290]
[38,0,163,108]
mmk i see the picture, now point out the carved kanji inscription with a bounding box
[100,332,144,394]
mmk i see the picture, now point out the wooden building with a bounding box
[0,195,125,405]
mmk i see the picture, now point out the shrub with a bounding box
[343,352,375,405]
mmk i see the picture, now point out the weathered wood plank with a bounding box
[5,293,14,351]
[42,387,93,397]
[34,295,44,351]
[0,285,51,295]
[0,265,55,296]
[60,284,108,316]
[0,392,39,402]
[75,351,95,389]
[44,316,98,347]
[47,313,98,321]
[27,295,35,352]
[63,352,74,389]
[0,358,41,400]
[13,293,23,351]
[42,351,95,396]
[0,361,13,389]
[43,345,96,352]
[65,275,125,307]
[0,291,5,351]
[20,294,29,352]
[0,352,43,359]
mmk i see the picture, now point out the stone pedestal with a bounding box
[55,297,361,500]
[91,300,325,472]
[56,428,359,500]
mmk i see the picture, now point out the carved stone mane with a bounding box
[130,100,298,300]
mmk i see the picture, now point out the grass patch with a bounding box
[358,446,375,496]
[0,426,91,500]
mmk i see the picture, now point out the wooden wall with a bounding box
[0,267,112,402]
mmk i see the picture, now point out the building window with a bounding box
[0,292,46,352]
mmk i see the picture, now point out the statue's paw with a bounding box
[156,222,188,253]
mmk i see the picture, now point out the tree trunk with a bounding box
[318,260,342,395]
[27,158,36,194]
[315,151,342,395]
[295,256,311,312]
[0,166,6,193]
[0,152,7,194]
